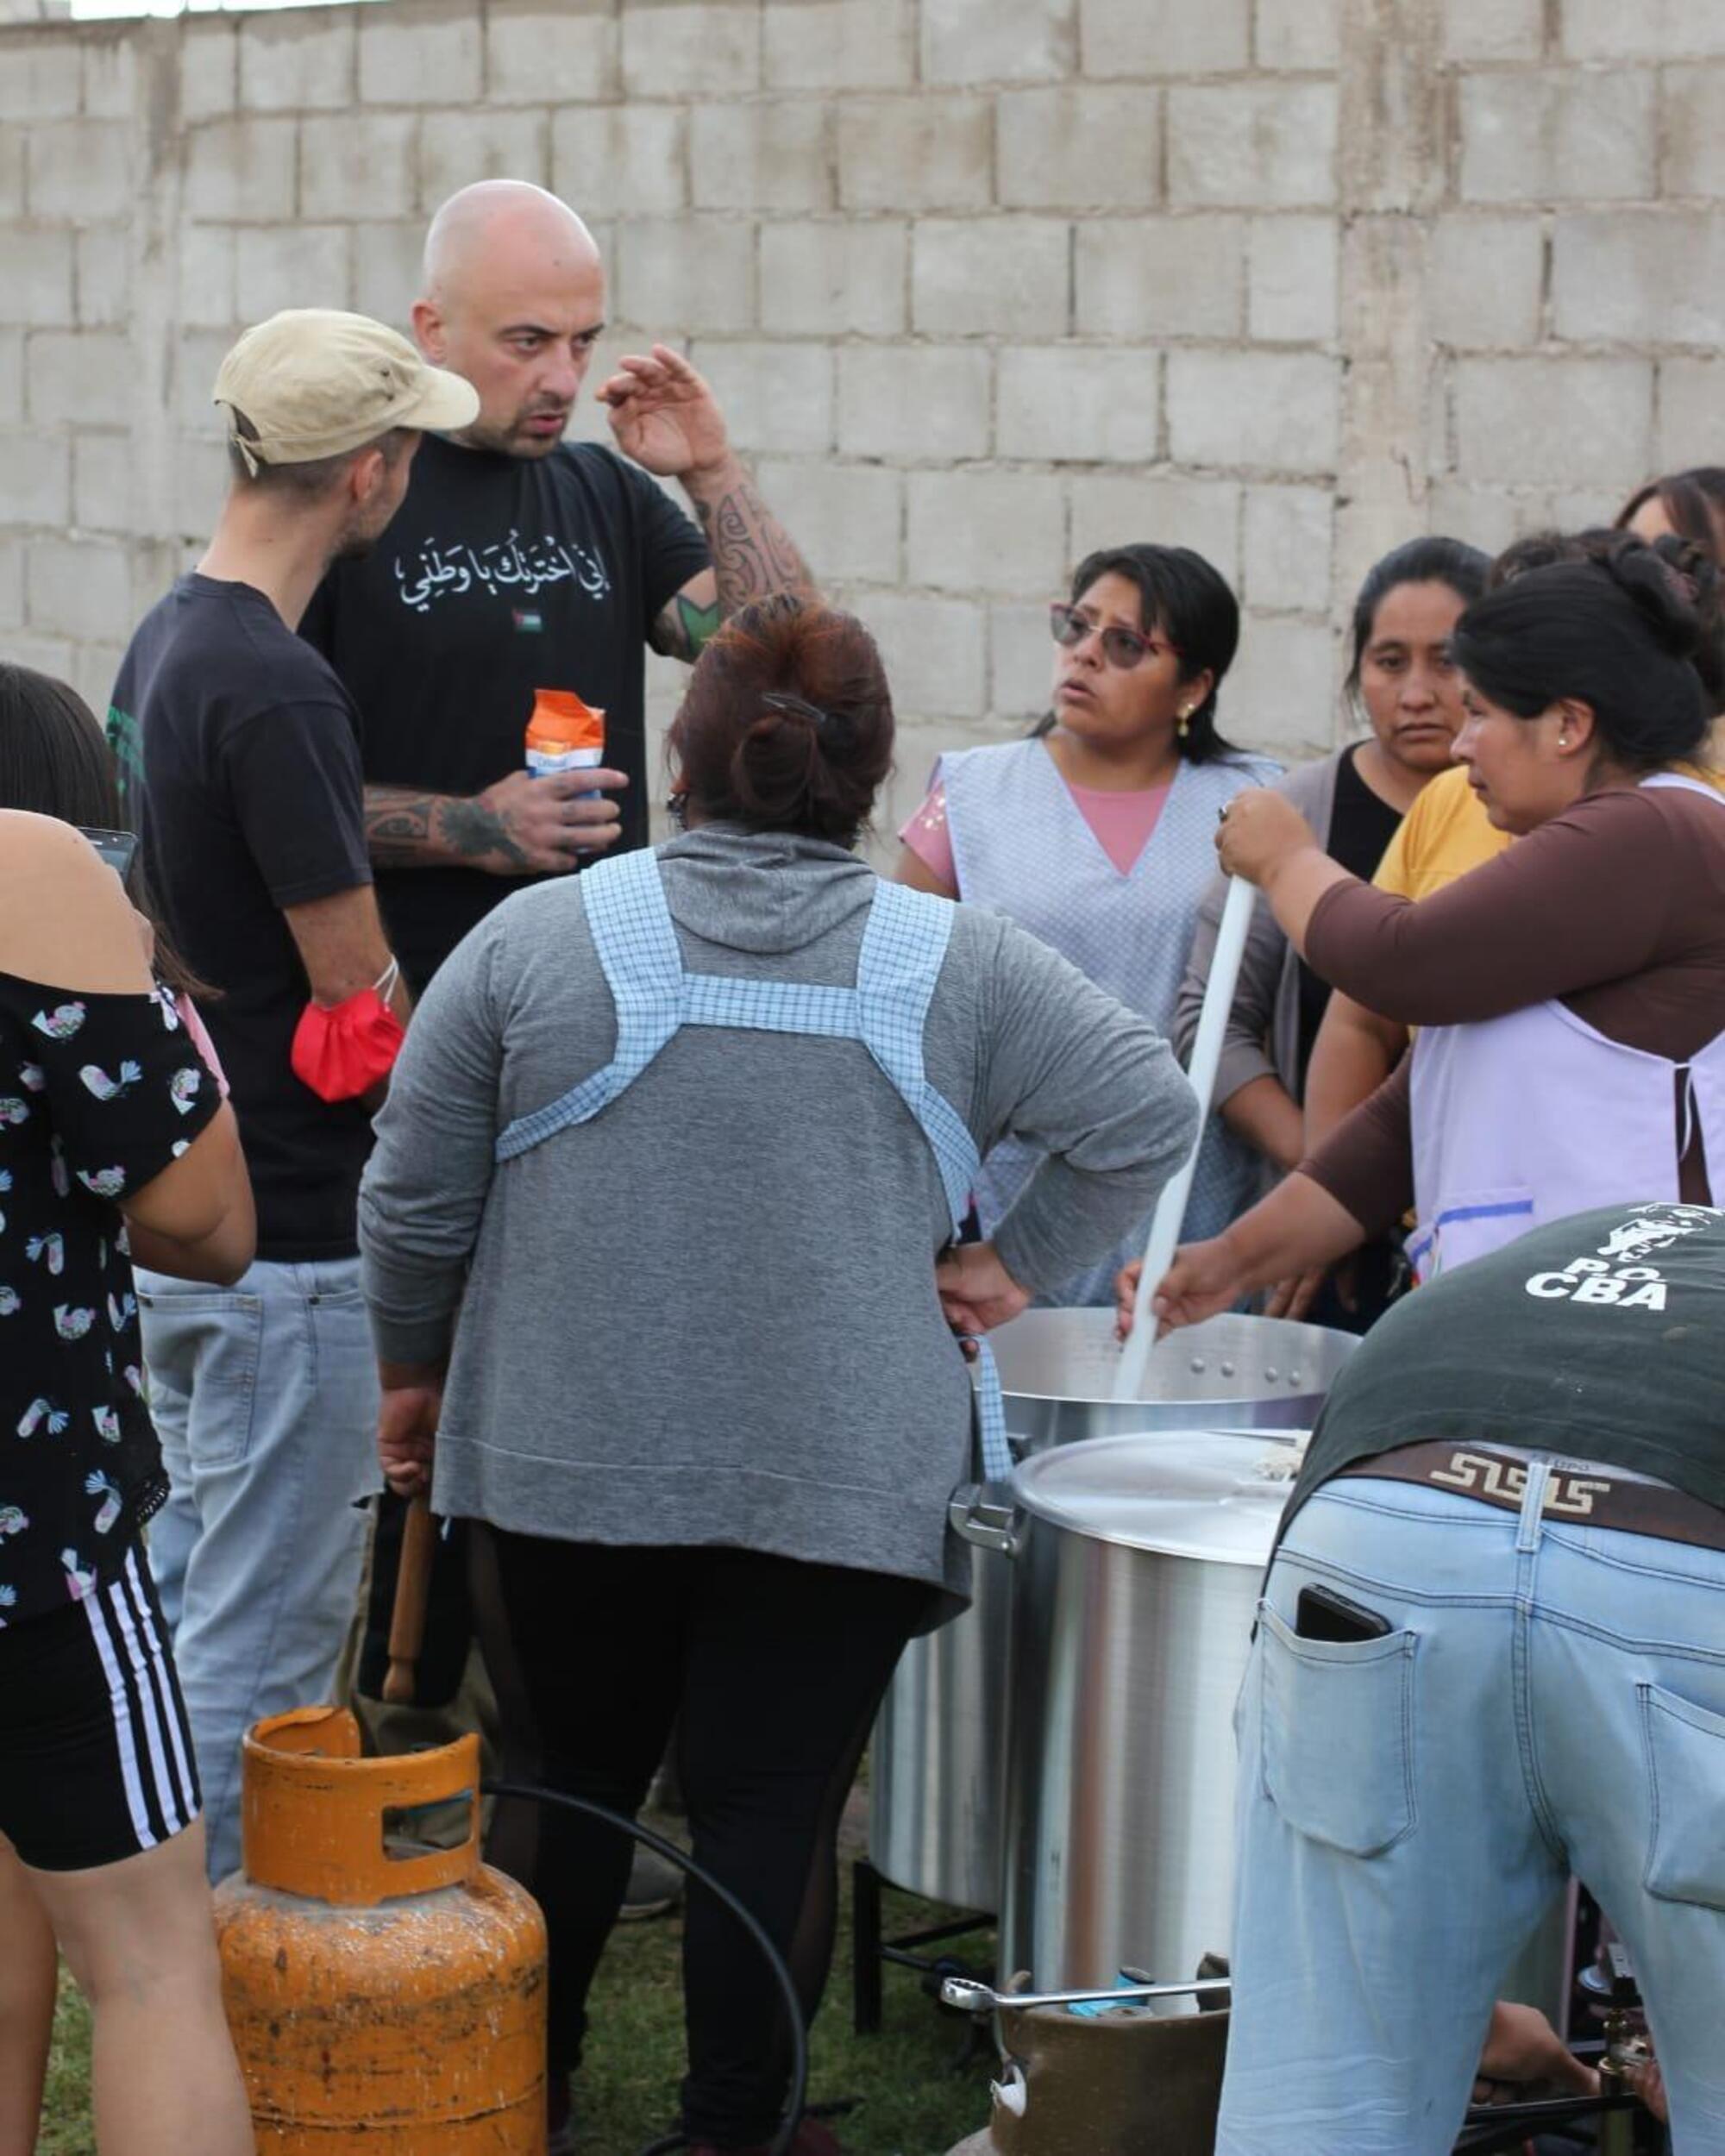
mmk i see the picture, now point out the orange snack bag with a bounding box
[524,689,605,790]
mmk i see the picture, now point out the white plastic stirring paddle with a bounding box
[1113,873,1257,1402]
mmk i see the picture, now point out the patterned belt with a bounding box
[1337,1441,1725,1554]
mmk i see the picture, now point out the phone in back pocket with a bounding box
[1295,1583,1392,1644]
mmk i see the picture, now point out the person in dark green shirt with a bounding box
[1214,1202,1725,2155]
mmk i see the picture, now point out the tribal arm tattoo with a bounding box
[650,457,819,663]
[363,785,530,874]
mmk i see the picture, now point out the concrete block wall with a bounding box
[1,0,1722,840]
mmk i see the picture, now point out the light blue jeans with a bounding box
[137,1257,379,1883]
[1218,1464,1725,2155]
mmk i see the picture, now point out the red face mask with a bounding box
[291,978,405,1103]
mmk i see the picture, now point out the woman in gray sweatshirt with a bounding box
[358,599,1197,2156]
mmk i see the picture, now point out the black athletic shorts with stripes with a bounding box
[0,1542,201,1871]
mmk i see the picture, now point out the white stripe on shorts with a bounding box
[121,1549,197,1826]
[81,1576,157,1852]
[103,1558,190,1844]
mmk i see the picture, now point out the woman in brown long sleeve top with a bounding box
[1129,539,1725,1332]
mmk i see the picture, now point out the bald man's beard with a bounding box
[464,395,574,459]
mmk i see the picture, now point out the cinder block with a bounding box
[1165,349,1339,473]
[353,222,426,328]
[856,591,988,718]
[837,345,992,461]
[759,220,906,335]
[751,457,902,582]
[923,0,1076,85]
[1551,484,1628,530]
[175,328,241,437]
[996,87,1161,210]
[1552,210,1725,346]
[913,216,1070,338]
[239,13,354,111]
[987,601,1059,718]
[70,642,129,724]
[1243,485,1333,612]
[612,216,756,334]
[235,223,354,323]
[1425,214,1543,349]
[686,339,831,453]
[0,630,74,680]
[1254,0,1340,69]
[1247,216,1339,343]
[691,101,831,212]
[1459,69,1655,203]
[360,9,481,107]
[26,533,133,642]
[1169,84,1338,210]
[837,96,993,212]
[620,3,761,101]
[1657,358,1725,472]
[906,469,1068,596]
[0,538,22,633]
[0,128,21,217]
[555,104,686,218]
[1454,355,1653,486]
[1224,614,1336,761]
[0,330,22,422]
[0,36,80,120]
[72,431,129,533]
[1560,1,1725,63]
[2,228,75,327]
[1440,0,1544,61]
[180,22,237,122]
[764,0,913,90]
[1425,480,1534,561]
[488,0,616,103]
[28,120,133,222]
[301,113,417,222]
[996,347,1161,462]
[81,39,136,121]
[1076,216,1243,339]
[75,227,129,329]
[183,116,298,222]
[0,429,71,525]
[1079,0,1250,77]
[174,436,229,543]
[1070,473,1241,582]
[1664,68,1725,197]
[421,109,550,208]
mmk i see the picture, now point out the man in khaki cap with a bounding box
[106,310,478,1883]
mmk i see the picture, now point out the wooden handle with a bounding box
[382,1495,437,1706]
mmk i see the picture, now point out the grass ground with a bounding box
[34,1816,996,2156]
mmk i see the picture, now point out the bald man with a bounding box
[302,179,817,993]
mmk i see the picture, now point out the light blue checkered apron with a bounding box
[492,847,1013,1484]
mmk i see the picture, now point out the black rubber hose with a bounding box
[481,1777,808,2156]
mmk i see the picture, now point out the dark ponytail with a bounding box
[668,599,894,848]
[1452,542,1716,770]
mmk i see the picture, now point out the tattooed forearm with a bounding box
[650,586,724,662]
[685,458,818,623]
[363,784,530,873]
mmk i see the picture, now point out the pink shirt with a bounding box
[900,774,1171,887]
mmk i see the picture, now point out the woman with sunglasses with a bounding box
[897,543,1277,1302]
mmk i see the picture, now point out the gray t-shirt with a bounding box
[360,825,1199,1614]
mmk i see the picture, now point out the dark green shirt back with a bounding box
[1289,1202,1725,1529]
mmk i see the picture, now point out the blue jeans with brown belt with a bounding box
[1217,1462,1725,2155]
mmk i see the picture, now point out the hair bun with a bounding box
[1599,537,1715,662]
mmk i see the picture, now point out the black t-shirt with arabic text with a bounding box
[300,436,710,991]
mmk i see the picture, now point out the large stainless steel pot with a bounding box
[868,1309,1358,1912]
[984,1432,1570,2022]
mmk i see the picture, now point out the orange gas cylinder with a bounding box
[213,1706,547,2153]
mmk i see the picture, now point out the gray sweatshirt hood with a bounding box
[656,823,877,959]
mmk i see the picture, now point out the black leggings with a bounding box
[468,1528,932,2147]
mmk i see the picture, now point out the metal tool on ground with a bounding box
[1114,872,1256,1401]
[382,1490,437,1704]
